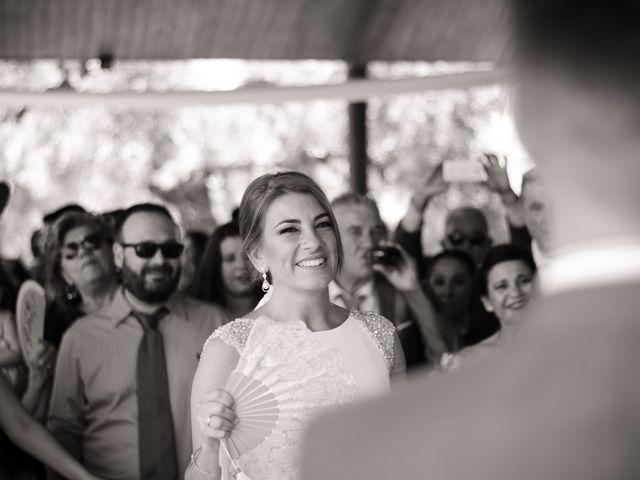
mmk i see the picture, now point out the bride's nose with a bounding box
[300,227,322,250]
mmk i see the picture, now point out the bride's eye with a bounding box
[278,226,298,235]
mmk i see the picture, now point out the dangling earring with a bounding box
[64,283,80,303]
[261,269,270,292]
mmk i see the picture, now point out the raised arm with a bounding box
[481,154,526,228]
[395,163,447,278]
[0,376,102,480]
[373,241,446,364]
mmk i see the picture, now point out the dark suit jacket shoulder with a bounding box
[302,280,640,480]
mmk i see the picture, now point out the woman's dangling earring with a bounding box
[261,269,270,292]
[64,283,80,303]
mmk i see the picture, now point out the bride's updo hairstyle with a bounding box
[238,171,344,272]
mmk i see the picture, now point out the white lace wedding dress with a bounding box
[206,310,395,480]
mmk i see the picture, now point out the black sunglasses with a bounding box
[446,231,488,247]
[62,232,105,260]
[119,241,185,259]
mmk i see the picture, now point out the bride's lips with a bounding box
[296,257,327,268]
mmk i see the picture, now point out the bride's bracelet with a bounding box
[190,447,214,476]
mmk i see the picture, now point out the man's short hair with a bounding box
[514,1,640,92]
[445,207,488,232]
[331,192,381,220]
[114,203,175,237]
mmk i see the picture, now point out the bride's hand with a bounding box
[196,389,237,446]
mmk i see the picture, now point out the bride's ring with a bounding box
[207,414,215,427]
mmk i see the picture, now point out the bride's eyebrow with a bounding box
[275,219,301,228]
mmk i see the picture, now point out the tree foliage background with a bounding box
[0,60,530,262]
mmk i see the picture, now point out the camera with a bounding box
[369,246,403,267]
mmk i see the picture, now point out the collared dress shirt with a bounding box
[538,238,640,296]
[48,289,230,480]
[328,279,379,313]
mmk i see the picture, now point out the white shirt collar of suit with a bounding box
[539,238,640,296]
[329,279,379,312]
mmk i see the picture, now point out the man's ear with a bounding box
[481,296,494,313]
[113,243,124,269]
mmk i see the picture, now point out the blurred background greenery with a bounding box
[0,59,531,263]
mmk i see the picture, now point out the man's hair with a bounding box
[330,192,382,220]
[114,203,175,237]
[445,207,488,232]
[513,1,640,91]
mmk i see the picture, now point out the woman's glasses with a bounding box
[61,232,105,260]
[119,241,185,259]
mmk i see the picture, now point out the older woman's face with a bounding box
[482,260,534,326]
[220,235,255,296]
[60,225,115,290]
[254,193,338,292]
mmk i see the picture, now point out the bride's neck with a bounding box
[263,287,333,331]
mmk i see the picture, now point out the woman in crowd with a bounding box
[44,211,119,347]
[479,244,536,342]
[0,375,104,480]
[187,171,405,480]
[425,250,477,352]
[445,244,536,368]
[180,230,209,292]
[425,250,500,352]
[190,222,262,318]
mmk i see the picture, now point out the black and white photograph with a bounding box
[1,1,639,479]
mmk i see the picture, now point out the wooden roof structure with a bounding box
[0,0,510,62]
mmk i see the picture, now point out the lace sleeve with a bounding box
[355,311,396,371]
[201,318,254,355]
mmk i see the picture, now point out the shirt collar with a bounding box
[329,279,375,304]
[539,238,640,296]
[102,287,185,327]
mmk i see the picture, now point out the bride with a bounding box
[186,171,405,480]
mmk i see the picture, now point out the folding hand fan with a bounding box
[16,280,47,359]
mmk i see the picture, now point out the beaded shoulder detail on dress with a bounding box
[353,310,396,371]
[202,318,255,355]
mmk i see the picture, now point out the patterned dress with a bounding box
[204,310,396,480]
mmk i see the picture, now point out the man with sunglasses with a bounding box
[48,203,230,480]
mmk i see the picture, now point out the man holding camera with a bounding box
[330,193,445,369]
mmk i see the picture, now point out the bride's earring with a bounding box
[261,269,270,292]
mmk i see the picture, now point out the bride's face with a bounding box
[252,192,338,292]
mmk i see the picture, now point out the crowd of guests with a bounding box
[0,147,549,478]
[3,2,637,479]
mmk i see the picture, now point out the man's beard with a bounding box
[121,261,181,304]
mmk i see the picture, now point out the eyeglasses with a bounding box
[119,241,185,259]
[446,231,488,247]
[61,232,105,260]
